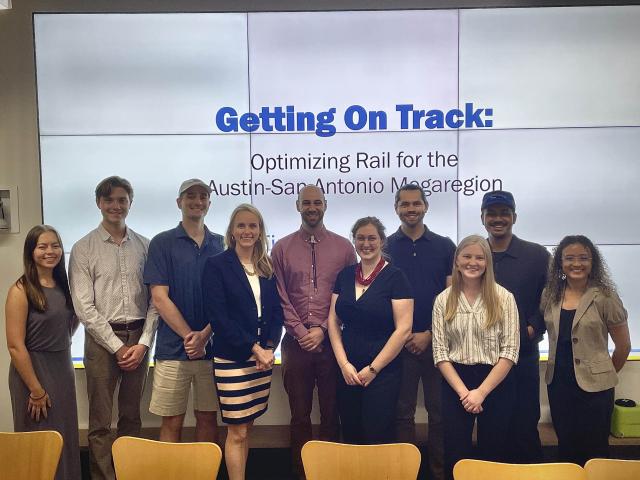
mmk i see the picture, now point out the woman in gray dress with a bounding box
[5,225,81,480]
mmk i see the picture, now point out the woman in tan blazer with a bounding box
[542,235,631,466]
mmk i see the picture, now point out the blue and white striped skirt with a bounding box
[213,356,272,424]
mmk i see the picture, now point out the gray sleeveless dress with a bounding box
[8,286,81,480]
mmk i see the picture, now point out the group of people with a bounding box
[5,176,632,480]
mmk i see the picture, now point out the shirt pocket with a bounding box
[588,356,615,374]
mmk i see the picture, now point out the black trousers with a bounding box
[442,364,515,480]
[504,350,543,463]
[338,365,401,444]
[548,376,614,466]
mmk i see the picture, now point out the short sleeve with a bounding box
[333,268,346,294]
[144,235,168,286]
[601,292,628,328]
[390,268,413,300]
[445,237,456,274]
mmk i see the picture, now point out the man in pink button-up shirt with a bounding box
[272,185,356,479]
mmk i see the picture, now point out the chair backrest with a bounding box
[0,430,63,480]
[301,440,421,480]
[585,458,640,480]
[112,436,223,480]
[453,459,587,480]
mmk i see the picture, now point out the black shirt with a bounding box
[385,227,456,332]
[491,235,550,355]
[334,264,412,371]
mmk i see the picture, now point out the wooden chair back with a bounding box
[0,430,63,480]
[112,436,222,480]
[301,440,421,480]
[453,459,587,480]
[585,458,640,480]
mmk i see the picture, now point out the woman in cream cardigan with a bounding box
[542,235,631,466]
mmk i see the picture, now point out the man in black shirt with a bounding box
[481,190,550,463]
[387,184,456,480]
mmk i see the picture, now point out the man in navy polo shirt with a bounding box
[387,184,455,480]
[144,178,224,442]
[480,190,550,463]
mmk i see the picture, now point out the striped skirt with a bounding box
[213,356,272,424]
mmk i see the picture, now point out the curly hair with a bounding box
[543,235,617,306]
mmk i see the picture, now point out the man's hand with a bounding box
[115,345,129,363]
[405,331,432,355]
[527,325,535,340]
[298,327,325,352]
[184,330,209,360]
[118,344,148,371]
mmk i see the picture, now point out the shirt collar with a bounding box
[297,225,328,243]
[497,235,522,259]
[176,222,212,246]
[394,225,433,242]
[97,223,130,243]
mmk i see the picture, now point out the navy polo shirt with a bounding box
[490,235,550,355]
[386,227,456,332]
[144,223,224,360]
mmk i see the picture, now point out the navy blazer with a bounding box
[202,248,284,362]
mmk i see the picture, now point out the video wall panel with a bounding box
[34,6,640,363]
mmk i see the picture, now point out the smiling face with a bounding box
[297,186,326,230]
[456,242,487,283]
[32,230,63,272]
[561,242,592,283]
[481,204,517,240]
[395,189,427,228]
[97,186,131,226]
[177,185,211,221]
[232,210,261,252]
[354,223,382,263]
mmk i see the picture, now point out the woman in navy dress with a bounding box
[328,216,413,444]
[202,204,283,480]
[6,225,81,480]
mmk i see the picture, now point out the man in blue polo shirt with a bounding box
[144,178,224,442]
[387,184,455,480]
[481,190,550,463]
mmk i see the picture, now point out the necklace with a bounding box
[242,263,257,276]
[356,257,386,287]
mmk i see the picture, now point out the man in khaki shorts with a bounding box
[144,179,224,441]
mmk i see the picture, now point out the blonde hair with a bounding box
[444,235,502,328]
[225,204,273,278]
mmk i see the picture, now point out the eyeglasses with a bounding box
[562,255,592,264]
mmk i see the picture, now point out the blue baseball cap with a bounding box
[481,190,516,211]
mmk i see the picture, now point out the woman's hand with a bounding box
[340,362,363,386]
[357,366,377,387]
[27,391,51,422]
[461,388,485,414]
[252,344,274,371]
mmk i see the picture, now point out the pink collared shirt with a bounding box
[272,226,356,339]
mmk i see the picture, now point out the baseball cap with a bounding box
[481,190,516,211]
[178,178,212,196]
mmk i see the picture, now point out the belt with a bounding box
[111,319,145,332]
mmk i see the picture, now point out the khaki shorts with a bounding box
[149,359,218,416]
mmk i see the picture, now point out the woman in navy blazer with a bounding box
[202,204,283,480]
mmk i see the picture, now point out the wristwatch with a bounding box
[368,364,377,374]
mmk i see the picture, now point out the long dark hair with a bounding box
[17,225,73,312]
[542,234,617,306]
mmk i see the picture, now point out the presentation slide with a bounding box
[33,7,640,364]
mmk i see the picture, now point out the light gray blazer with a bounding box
[543,287,627,392]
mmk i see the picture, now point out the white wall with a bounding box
[2,0,640,434]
